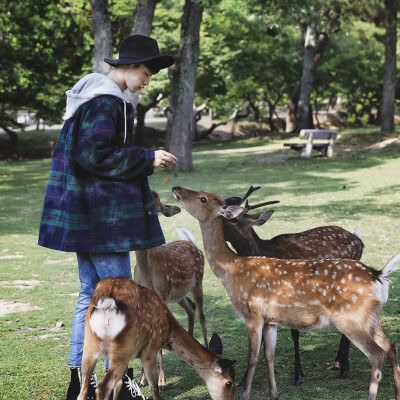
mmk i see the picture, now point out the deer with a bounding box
[172,186,400,400]
[77,277,236,400]
[134,190,207,390]
[223,185,364,384]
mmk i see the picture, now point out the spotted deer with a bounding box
[134,190,207,389]
[172,186,400,400]
[224,185,364,384]
[77,277,236,400]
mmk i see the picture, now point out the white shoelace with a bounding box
[125,375,147,400]
[90,374,98,388]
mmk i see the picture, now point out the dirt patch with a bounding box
[0,255,24,260]
[0,279,43,289]
[367,137,400,149]
[0,300,42,317]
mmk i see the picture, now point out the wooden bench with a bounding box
[284,129,338,158]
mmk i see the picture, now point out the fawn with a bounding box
[77,277,236,400]
[134,190,207,389]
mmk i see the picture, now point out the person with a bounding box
[38,35,178,400]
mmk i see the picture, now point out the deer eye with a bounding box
[225,381,233,389]
[230,217,237,223]
[200,197,207,203]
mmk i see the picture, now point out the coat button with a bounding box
[147,210,153,215]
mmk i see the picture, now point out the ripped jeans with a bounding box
[68,252,132,368]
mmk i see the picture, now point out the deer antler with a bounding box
[224,185,261,206]
[243,199,280,214]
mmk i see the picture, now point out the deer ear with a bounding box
[251,210,274,226]
[160,204,181,217]
[224,196,242,206]
[219,205,243,220]
[208,333,223,356]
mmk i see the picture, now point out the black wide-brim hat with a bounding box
[104,34,175,70]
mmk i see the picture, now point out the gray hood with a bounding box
[65,73,129,143]
[65,73,127,119]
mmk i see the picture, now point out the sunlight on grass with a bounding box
[0,127,399,399]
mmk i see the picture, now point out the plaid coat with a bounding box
[38,95,165,253]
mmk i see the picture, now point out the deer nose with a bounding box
[172,186,181,191]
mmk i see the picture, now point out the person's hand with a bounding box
[153,150,178,168]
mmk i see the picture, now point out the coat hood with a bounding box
[65,73,127,120]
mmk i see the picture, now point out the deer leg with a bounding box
[158,349,166,391]
[178,297,196,337]
[142,352,163,400]
[77,353,98,400]
[97,362,128,400]
[262,324,279,400]
[339,328,387,400]
[290,328,304,386]
[192,283,208,348]
[333,334,351,379]
[372,326,400,400]
[138,367,147,387]
[239,323,263,400]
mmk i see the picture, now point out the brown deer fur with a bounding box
[134,191,207,389]
[222,199,364,384]
[77,277,236,400]
[172,186,400,400]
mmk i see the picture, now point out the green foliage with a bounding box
[0,0,92,127]
[315,20,385,124]
[0,0,397,134]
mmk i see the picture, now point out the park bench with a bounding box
[284,129,338,158]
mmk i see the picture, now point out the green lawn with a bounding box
[0,127,399,399]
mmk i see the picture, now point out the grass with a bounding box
[0,126,400,399]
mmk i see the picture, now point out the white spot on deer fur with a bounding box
[243,292,248,299]
[348,273,353,280]
[355,275,361,282]
[341,278,346,284]
[351,294,358,302]
[357,287,364,294]
[332,272,337,279]
[240,286,243,292]
[251,278,256,283]
[309,300,321,306]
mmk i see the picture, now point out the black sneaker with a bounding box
[66,367,98,400]
[118,368,148,400]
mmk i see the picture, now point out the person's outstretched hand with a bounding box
[153,150,178,168]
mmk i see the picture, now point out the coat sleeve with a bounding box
[74,96,155,180]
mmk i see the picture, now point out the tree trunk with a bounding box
[286,27,330,133]
[381,0,398,132]
[126,0,159,109]
[91,0,112,75]
[166,0,203,171]
[296,20,317,131]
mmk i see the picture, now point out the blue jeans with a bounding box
[68,252,132,368]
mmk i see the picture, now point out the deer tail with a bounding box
[377,254,400,304]
[176,228,196,245]
[89,297,126,339]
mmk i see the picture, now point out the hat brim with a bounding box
[104,55,175,69]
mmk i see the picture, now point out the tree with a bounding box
[381,0,398,132]
[166,0,203,171]
[0,0,92,153]
[91,0,112,74]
